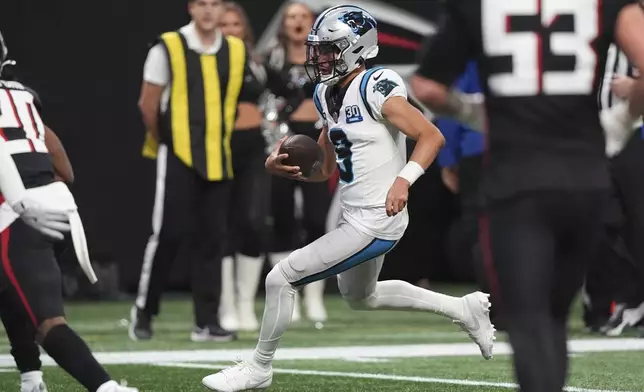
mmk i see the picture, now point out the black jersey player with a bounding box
[0,31,139,392]
[411,1,644,391]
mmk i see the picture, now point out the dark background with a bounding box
[0,0,458,292]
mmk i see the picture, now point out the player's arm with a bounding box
[383,97,445,173]
[616,2,644,116]
[44,126,74,184]
[138,44,169,143]
[383,98,445,216]
[409,4,483,131]
[0,138,27,204]
[367,69,444,215]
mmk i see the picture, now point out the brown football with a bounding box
[279,134,324,178]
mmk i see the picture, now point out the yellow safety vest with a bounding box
[142,32,246,181]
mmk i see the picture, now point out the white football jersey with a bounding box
[314,67,409,240]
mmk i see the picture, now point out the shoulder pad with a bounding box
[25,86,43,112]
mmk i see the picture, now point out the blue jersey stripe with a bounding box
[292,238,398,287]
[359,66,384,121]
[313,84,324,119]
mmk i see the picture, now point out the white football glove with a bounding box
[11,199,71,240]
[601,101,639,158]
[450,91,487,133]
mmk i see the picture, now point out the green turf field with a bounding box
[1,286,643,391]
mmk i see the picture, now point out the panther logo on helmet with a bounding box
[339,11,376,36]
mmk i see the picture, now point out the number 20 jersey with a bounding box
[314,67,409,240]
[0,80,53,188]
[417,0,635,200]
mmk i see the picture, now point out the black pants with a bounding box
[444,155,501,321]
[480,190,608,392]
[447,154,483,281]
[609,133,644,283]
[0,218,65,372]
[0,289,42,373]
[136,145,231,327]
[270,122,331,252]
[585,133,644,322]
[225,129,269,258]
[0,219,65,326]
[583,187,630,327]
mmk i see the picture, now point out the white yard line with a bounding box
[156,362,631,392]
[0,338,641,368]
[0,340,636,391]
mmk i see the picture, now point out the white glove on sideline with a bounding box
[11,199,71,240]
[601,101,639,158]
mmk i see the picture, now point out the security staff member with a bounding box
[130,0,246,342]
[584,44,644,335]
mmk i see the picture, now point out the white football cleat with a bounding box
[20,370,48,392]
[21,380,48,392]
[454,291,496,360]
[202,361,272,391]
[96,380,139,392]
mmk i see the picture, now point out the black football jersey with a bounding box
[0,79,54,188]
[417,0,635,200]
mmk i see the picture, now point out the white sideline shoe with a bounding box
[202,361,272,391]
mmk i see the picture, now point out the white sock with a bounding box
[252,265,296,369]
[236,254,263,329]
[304,279,327,321]
[218,256,237,320]
[348,280,468,321]
[236,254,263,304]
[269,252,291,268]
[304,279,325,304]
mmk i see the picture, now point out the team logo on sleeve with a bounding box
[373,79,398,97]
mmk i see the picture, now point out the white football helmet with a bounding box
[305,5,379,86]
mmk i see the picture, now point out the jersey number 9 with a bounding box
[329,127,354,183]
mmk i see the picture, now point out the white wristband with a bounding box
[398,161,425,186]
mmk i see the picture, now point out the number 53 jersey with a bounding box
[417,0,634,201]
[314,67,409,240]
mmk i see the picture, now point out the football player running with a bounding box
[202,5,496,391]
[0,31,138,392]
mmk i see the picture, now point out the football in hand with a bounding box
[279,134,324,178]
